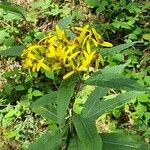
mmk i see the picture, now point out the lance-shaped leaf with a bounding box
[81,87,108,118]
[100,42,138,56]
[82,91,144,120]
[85,73,149,92]
[27,129,66,150]
[101,133,150,150]
[68,136,86,150]
[31,92,58,123]
[0,45,25,56]
[73,115,102,150]
[57,74,78,126]
[0,1,26,19]
[101,62,129,74]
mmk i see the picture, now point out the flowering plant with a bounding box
[21,26,149,150]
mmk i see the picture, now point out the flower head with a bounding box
[21,25,112,79]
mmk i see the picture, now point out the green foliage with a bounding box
[32,92,58,123]
[0,45,25,56]
[0,1,26,19]
[28,64,149,149]
[101,133,150,150]
[57,74,78,126]
[0,0,150,149]
[73,115,102,150]
[28,129,67,150]
[82,91,144,120]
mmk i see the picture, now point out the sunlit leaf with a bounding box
[82,91,144,120]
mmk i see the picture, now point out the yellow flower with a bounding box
[37,58,50,72]
[55,25,66,40]
[91,28,102,41]
[75,25,90,44]
[21,25,113,79]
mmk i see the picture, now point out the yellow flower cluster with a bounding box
[21,25,112,79]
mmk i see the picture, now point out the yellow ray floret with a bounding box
[21,25,113,79]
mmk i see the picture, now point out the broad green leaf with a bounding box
[85,73,149,92]
[101,133,149,150]
[81,87,108,118]
[0,1,26,19]
[68,136,86,150]
[32,92,58,122]
[27,130,66,150]
[100,42,137,56]
[0,45,25,56]
[57,74,78,126]
[73,115,102,150]
[83,91,144,120]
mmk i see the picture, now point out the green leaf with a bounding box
[68,136,86,150]
[142,33,150,40]
[15,85,25,91]
[100,42,137,56]
[30,0,52,9]
[96,0,108,12]
[0,29,9,45]
[73,115,102,150]
[85,73,149,92]
[101,133,150,150]
[2,69,19,78]
[0,1,26,19]
[32,92,57,108]
[32,90,43,97]
[86,0,99,7]
[32,92,58,122]
[57,74,78,126]
[101,62,129,74]
[81,87,108,118]
[34,104,58,122]
[45,71,54,80]
[144,76,150,85]
[27,130,66,150]
[58,16,73,29]
[0,45,25,56]
[83,91,144,120]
